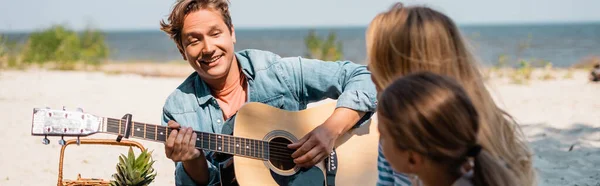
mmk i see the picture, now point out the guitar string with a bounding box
[107,119,303,147]
[106,122,302,154]
[105,129,296,156]
[106,121,306,158]
[105,124,297,154]
[103,134,296,160]
[105,125,300,159]
[105,126,296,162]
[105,122,298,150]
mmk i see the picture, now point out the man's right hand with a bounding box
[165,120,203,162]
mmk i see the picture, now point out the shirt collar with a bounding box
[194,51,255,105]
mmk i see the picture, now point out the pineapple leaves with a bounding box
[110,147,157,186]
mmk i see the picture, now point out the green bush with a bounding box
[0,35,4,68]
[539,60,555,80]
[0,35,22,69]
[20,25,109,70]
[510,60,533,84]
[0,35,4,57]
[80,28,109,67]
[304,29,343,61]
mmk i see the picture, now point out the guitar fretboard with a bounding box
[105,118,273,160]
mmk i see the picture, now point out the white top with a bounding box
[452,176,474,186]
[452,171,474,186]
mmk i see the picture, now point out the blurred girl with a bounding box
[377,72,519,186]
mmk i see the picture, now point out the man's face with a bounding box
[181,8,236,81]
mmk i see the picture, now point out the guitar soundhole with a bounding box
[268,137,295,171]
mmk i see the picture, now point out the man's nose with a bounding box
[201,38,215,55]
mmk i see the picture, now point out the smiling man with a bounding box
[158,0,377,185]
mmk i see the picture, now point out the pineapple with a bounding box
[110,147,157,186]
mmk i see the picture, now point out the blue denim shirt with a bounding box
[161,49,377,186]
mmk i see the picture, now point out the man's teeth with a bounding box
[203,55,221,63]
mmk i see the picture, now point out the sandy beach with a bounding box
[0,67,598,186]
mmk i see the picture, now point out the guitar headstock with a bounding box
[31,106,103,145]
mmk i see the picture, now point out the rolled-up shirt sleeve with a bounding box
[279,57,378,128]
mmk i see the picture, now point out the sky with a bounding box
[1,0,600,32]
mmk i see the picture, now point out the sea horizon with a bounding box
[3,22,600,67]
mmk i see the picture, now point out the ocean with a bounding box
[4,23,600,67]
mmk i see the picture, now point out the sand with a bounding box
[0,68,598,186]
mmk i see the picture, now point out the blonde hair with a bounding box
[378,72,519,186]
[367,3,535,185]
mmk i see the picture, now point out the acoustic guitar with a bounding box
[31,101,380,186]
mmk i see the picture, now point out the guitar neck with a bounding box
[103,117,269,161]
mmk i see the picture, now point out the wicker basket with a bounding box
[57,139,146,186]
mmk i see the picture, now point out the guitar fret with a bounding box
[218,134,222,152]
[131,121,134,137]
[197,132,202,149]
[222,135,226,153]
[263,141,268,160]
[226,135,230,154]
[133,122,143,138]
[118,119,122,135]
[143,123,147,139]
[237,137,241,155]
[260,140,262,159]
[154,125,158,141]
[198,132,202,149]
[205,132,209,149]
[202,133,206,149]
[245,138,248,156]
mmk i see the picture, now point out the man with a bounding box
[158,0,377,185]
[590,63,600,82]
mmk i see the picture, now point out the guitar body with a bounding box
[232,101,379,186]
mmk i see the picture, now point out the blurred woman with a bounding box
[366,3,535,186]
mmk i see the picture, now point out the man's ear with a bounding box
[231,26,236,44]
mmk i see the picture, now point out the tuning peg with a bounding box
[76,107,84,112]
[45,106,51,110]
[62,106,67,111]
[59,136,66,146]
[42,135,50,145]
[76,136,81,146]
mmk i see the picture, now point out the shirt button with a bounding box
[217,119,222,123]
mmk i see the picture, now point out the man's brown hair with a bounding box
[160,0,233,54]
